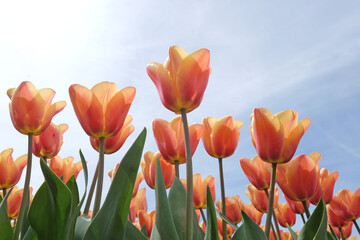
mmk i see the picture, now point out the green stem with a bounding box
[175,160,180,178]
[2,188,6,197]
[92,137,105,217]
[353,220,360,235]
[12,133,33,240]
[180,109,193,240]
[339,227,344,240]
[301,201,310,219]
[270,223,278,240]
[265,163,277,238]
[265,189,282,240]
[300,213,306,224]
[218,157,227,238]
[83,162,99,215]
[200,208,206,226]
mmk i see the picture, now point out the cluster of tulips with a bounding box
[0,45,359,240]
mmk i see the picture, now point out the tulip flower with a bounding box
[246,184,278,213]
[138,210,156,238]
[32,123,68,159]
[284,194,309,215]
[329,188,360,222]
[6,186,33,219]
[109,165,144,198]
[217,216,235,239]
[7,81,66,135]
[309,168,339,205]
[49,155,83,183]
[147,46,210,114]
[328,205,348,228]
[332,221,353,239]
[140,151,175,189]
[240,155,271,190]
[193,174,216,209]
[216,195,242,224]
[240,201,264,225]
[0,149,27,190]
[90,115,134,154]
[275,203,296,227]
[129,188,147,222]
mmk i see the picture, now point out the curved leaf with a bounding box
[22,227,38,240]
[286,224,298,240]
[124,220,147,240]
[0,188,13,240]
[232,211,267,240]
[75,215,91,240]
[204,187,219,240]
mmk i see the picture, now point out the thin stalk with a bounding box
[200,208,206,226]
[218,157,227,238]
[265,189,282,240]
[301,201,310,219]
[92,137,105,217]
[175,160,180,178]
[180,108,193,240]
[270,223,278,240]
[2,188,6,197]
[300,213,306,224]
[83,162,99,215]
[339,227,344,240]
[265,163,277,238]
[12,133,33,240]
[128,211,133,222]
[353,220,360,235]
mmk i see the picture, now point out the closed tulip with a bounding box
[328,205,348,228]
[0,149,27,189]
[192,173,216,209]
[140,151,175,189]
[49,155,83,183]
[202,116,243,158]
[129,188,147,222]
[246,184,278,213]
[6,186,33,219]
[329,188,360,221]
[147,46,211,114]
[284,195,309,215]
[240,155,271,190]
[332,221,353,239]
[69,81,135,139]
[7,81,66,135]
[250,108,311,164]
[275,203,296,227]
[217,216,235,239]
[109,165,144,197]
[240,201,264,225]
[152,117,203,164]
[216,195,242,224]
[138,210,156,238]
[90,115,134,154]
[310,168,339,205]
[32,123,68,159]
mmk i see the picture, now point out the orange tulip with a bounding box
[240,155,271,190]
[275,203,296,227]
[328,205,348,228]
[90,115,134,154]
[129,188,147,222]
[152,117,203,164]
[0,149,27,189]
[138,210,156,238]
[6,186,33,219]
[250,108,311,164]
[246,184,278,213]
[49,155,83,183]
[217,216,235,239]
[240,201,264,225]
[7,81,66,135]
[310,168,339,205]
[329,188,360,221]
[201,116,243,158]
[32,123,68,159]
[69,81,135,139]
[109,166,144,197]
[216,195,242,224]
[260,225,286,240]
[276,152,320,201]
[332,221,353,239]
[192,173,216,209]
[146,46,211,114]
[140,151,175,189]
[284,194,309,215]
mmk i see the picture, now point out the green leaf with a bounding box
[0,188,13,240]
[28,159,72,240]
[287,224,298,240]
[328,225,339,240]
[141,225,148,238]
[204,187,219,240]
[75,215,91,240]
[22,227,38,240]
[150,157,180,240]
[298,199,327,240]
[168,177,204,240]
[124,220,147,240]
[218,212,239,231]
[20,192,31,239]
[83,128,146,240]
[232,211,267,240]
[66,176,80,213]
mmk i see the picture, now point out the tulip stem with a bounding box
[218,157,227,238]
[265,189,282,240]
[265,163,277,238]
[300,213,306,224]
[270,223,278,240]
[180,108,194,240]
[301,201,310,219]
[353,220,360,235]
[12,133,33,240]
[339,227,345,240]
[2,188,6,197]
[83,162,99,215]
[200,208,206,226]
[93,137,105,217]
[175,160,180,178]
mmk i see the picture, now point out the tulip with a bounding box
[7,81,66,135]
[240,201,264,225]
[6,186,33,219]
[32,123,68,159]
[49,155,83,183]
[275,203,296,227]
[217,216,235,239]
[332,221,353,239]
[147,46,210,114]
[328,205,348,228]
[329,188,360,222]
[216,195,242,224]
[90,115,134,154]
[129,188,147,222]
[284,194,309,215]
[138,210,156,238]
[246,184,278,213]
[240,155,271,190]
[0,149,27,190]
[140,151,175,189]
[109,165,144,197]
[201,116,243,158]
[310,168,339,205]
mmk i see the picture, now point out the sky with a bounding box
[0,0,360,235]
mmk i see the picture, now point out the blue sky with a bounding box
[0,0,359,235]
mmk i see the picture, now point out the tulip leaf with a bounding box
[297,199,327,240]
[232,211,267,240]
[22,227,38,240]
[204,187,219,240]
[168,177,205,240]
[75,215,91,240]
[20,191,31,239]
[83,128,146,240]
[66,176,80,213]
[0,188,13,240]
[218,212,239,231]
[328,225,339,240]
[28,159,72,240]
[141,225,148,237]
[124,220,147,240]
[286,224,298,240]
